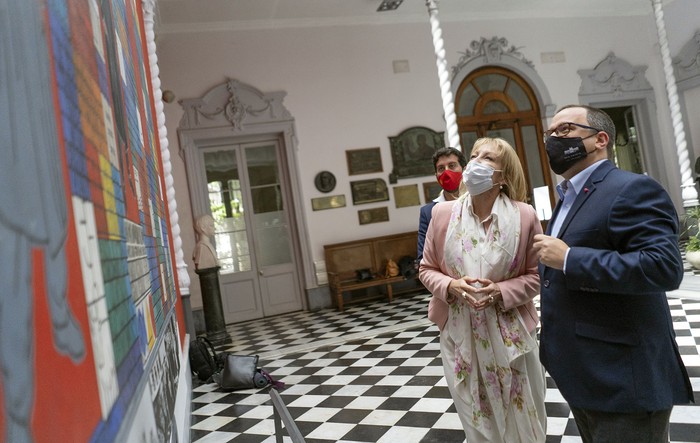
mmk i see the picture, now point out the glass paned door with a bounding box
[204,150,251,274]
[202,140,302,323]
[245,144,293,267]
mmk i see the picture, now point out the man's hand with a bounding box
[533,234,569,270]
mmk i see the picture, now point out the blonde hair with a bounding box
[470,137,528,202]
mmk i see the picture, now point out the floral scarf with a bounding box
[444,193,542,441]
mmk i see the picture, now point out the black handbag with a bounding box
[213,354,283,391]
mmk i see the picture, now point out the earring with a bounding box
[499,184,504,190]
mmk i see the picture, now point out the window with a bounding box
[455,66,553,210]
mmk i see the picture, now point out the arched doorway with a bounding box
[455,66,554,210]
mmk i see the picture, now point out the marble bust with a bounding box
[193,214,218,270]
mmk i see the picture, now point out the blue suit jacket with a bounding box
[539,160,693,412]
[417,201,436,262]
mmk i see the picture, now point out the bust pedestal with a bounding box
[195,266,231,345]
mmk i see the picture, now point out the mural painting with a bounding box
[0,0,184,441]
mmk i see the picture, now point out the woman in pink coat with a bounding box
[419,138,546,442]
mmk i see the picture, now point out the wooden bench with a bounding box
[323,231,423,311]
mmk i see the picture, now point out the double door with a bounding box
[201,138,302,323]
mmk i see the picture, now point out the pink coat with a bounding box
[419,199,542,333]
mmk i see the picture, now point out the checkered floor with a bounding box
[190,291,700,443]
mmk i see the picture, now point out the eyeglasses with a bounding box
[543,122,601,143]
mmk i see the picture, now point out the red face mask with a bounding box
[437,169,462,192]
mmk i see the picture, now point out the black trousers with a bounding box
[570,406,672,443]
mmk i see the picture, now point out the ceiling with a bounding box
[155,0,676,34]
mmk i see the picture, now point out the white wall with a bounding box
[157,3,700,309]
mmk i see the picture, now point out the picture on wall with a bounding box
[389,126,445,179]
[346,147,382,175]
[350,178,389,205]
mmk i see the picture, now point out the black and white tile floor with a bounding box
[190,278,700,443]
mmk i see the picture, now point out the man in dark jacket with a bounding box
[417,147,466,262]
[534,105,693,442]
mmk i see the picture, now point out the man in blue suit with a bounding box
[533,105,693,442]
[417,147,467,262]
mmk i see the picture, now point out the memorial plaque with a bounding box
[393,184,420,208]
[311,194,346,211]
[350,178,389,205]
[389,126,445,179]
[346,147,382,175]
[358,207,389,225]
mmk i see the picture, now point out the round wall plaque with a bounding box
[314,171,336,193]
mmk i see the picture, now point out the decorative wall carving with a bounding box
[674,30,700,85]
[451,36,534,78]
[578,52,652,97]
[449,35,554,117]
[576,52,664,185]
[179,78,292,130]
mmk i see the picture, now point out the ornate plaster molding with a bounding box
[451,36,534,79]
[179,79,291,130]
[674,30,700,85]
[578,52,651,97]
[449,35,555,117]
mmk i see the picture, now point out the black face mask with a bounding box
[545,136,592,175]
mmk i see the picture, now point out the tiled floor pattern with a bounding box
[190,292,700,443]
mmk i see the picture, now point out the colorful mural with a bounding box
[0,0,184,441]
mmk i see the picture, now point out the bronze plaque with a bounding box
[314,171,336,193]
[350,178,389,205]
[389,126,445,179]
[346,147,382,175]
[393,184,420,208]
[311,194,346,211]
[358,207,389,225]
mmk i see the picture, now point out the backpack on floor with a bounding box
[398,255,418,279]
[189,336,222,383]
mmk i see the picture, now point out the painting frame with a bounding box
[389,126,445,179]
[346,147,383,175]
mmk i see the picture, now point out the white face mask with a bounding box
[463,161,499,196]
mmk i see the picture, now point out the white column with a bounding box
[425,0,461,151]
[651,0,699,207]
[142,0,191,295]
